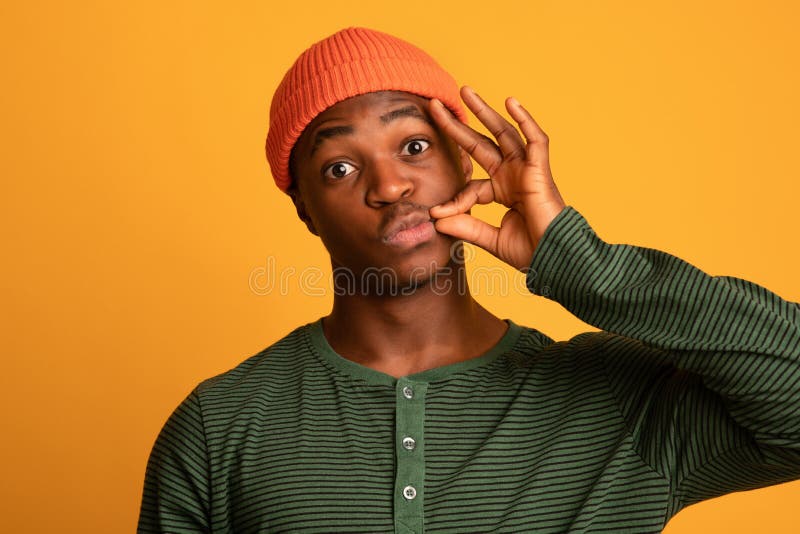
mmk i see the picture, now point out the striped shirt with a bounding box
[138,206,800,533]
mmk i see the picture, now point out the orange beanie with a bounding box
[265,27,468,193]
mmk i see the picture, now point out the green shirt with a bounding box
[138,206,800,533]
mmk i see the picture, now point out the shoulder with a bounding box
[194,321,320,404]
[512,325,677,371]
[506,324,611,368]
[506,325,690,392]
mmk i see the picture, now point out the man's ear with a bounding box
[459,147,473,182]
[287,186,319,236]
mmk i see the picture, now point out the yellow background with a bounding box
[2,1,799,532]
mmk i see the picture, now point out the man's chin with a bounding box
[332,256,463,297]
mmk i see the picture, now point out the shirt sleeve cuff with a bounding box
[525,205,601,298]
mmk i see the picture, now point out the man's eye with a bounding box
[400,139,430,156]
[323,162,357,179]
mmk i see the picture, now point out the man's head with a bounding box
[266,27,468,193]
[265,28,472,292]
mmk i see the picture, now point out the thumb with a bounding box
[434,213,499,257]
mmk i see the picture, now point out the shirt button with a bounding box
[402,385,414,399]
[403,485,417,500]
[402,436,416,451]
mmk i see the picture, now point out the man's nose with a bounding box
[364,157,414,207]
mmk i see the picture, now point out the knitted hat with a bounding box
[265,27,468,192]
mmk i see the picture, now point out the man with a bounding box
[138,27,800,533]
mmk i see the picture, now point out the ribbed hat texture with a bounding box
[265,27,467,192]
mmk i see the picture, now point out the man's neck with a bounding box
[322,267,508,378]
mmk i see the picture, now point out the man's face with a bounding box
[290,91,472,293]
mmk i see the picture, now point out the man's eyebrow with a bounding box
[380,105,434,127]
[308,105,432,157]
[310,125,354,157]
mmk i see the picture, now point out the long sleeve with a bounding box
[526,205,800,516]
[138,389,211,533]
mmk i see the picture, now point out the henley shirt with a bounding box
[138,206,800,533]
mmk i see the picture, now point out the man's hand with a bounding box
[429,86,566,271]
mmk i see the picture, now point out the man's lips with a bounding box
[380,204,437,246]
[384,219,436,246]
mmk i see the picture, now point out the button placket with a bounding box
[394,380,426,533]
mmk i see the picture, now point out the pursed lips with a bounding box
[380,203,436,245]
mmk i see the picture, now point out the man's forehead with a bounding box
[307,90,429,128]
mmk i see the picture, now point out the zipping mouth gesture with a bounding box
[429,86,567,271]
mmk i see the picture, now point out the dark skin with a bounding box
[289,89,565,377]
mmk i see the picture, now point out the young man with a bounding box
[138,27,800,533]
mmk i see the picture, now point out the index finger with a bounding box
[429,179,495,219]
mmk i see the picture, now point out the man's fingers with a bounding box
[505,97,551,169]
[429,98,502,174]
[461,86,526,160]
[433,213,499,256]
[429,179,494,219]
